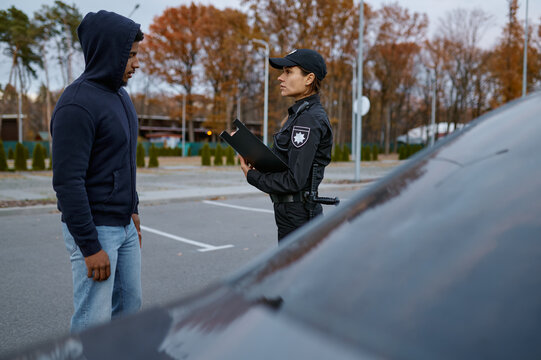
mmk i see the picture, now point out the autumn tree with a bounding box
[490,0,522,104]
[200,6,254,135]
[310,0,370,146]
[143,3,211,142]
[489,0,540,105]
[242,0,374,145]
[242,0,314,133]
[367,3,428,153]
[433,8,493,127]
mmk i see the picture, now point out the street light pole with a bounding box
[18,87,23,143]
[522,0,529,97]
[252,39,269,145]
[182,94,186,157]
[351,61,356,160]
[128,4,140,18]
[354,0,364,182]
[430,70,436,147]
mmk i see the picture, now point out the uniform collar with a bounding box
[288,93,320,115]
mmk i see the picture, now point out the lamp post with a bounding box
[182,94,186,157]
[252,39,269,145]
[430,69,436,147]
[128,4,140,18]
[18,87,23,143]
[354,0,364,182]
[351,61,357,160]
[522,0,529,97]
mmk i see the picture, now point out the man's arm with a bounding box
[52,104,110,281]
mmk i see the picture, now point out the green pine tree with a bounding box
[225,146,235,165]
[332,144,342,162]
[23,145,29,160]
[148,144,159,168]
[136,142,146,168]
[32,143,46,170]
[341,144,350,161]
[398,144,405,160]
[201,143,211,166]
[371,144,379,161]
[407,144,414,158]
[41,144,48,160]
[0,141,8,171]
[14,143,27,170]
[214,143,223,166]
[360,145,366,161]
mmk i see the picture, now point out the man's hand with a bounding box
[84,250,110,282]
[132,213,142,248]
[238,155,253,178]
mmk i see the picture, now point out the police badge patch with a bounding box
[291,126,310,148]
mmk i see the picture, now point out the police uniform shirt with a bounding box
[247,93,333,195]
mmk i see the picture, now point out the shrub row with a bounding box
[398,144,424,160]
[332,144,380,162]
[136,143,160,168]
[201,143,237,166]
[0,141,52,171]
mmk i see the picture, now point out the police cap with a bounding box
[269,49,327,80]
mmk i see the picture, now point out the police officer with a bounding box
[239,49,333,241]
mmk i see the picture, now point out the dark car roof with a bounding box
[10,92,541,360]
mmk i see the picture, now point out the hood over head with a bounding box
[77,10,140,91]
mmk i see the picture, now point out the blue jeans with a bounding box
[62,220,142,333]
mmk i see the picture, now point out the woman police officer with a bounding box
[239,49,333,241]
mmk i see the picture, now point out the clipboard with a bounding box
[220,119,289,173]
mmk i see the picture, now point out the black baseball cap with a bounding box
[269,49,327,80]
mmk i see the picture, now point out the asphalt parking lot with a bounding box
[0,157,399,356]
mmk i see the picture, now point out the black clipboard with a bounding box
[220,119,289,173]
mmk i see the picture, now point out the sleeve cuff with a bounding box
[79,240,102,257]
[246,169,258,186]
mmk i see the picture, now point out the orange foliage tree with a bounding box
[367,3,428,153]
[142,4,211,141]
[489,0,540,105]
[132,0,539,150]
[200,6,254,136]
[242,0,371,143]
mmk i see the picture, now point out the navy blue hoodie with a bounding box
[51,11,140,257]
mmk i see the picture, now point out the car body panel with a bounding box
[8,93,541,359]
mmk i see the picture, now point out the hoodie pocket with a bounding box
[103,170,120,204]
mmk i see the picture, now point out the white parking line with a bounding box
[203,200,274,214]
[141,225,234,252]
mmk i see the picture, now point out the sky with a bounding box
[1,0,540,94]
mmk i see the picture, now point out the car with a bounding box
[7,92,541,360]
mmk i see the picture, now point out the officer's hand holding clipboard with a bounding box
[220,119,288,174]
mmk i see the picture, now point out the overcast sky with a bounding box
[1,0,539,93]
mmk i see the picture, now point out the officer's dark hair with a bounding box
[134,29,144,42]
[299,66,321,94]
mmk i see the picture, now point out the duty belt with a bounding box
[269,192,305,203]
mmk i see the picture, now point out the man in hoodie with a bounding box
[51,10,143,332]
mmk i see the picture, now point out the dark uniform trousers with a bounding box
[274,202,323,241]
